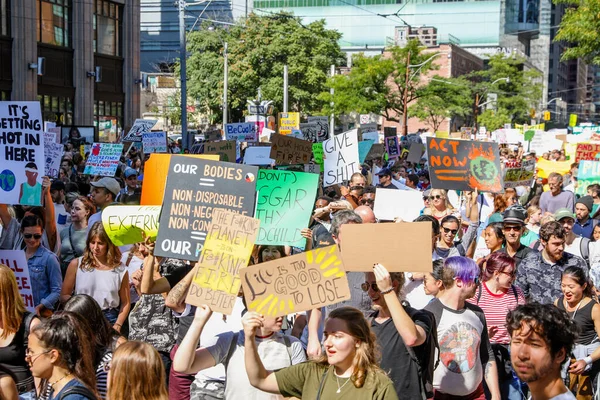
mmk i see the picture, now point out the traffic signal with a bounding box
[543,111,551,121]
[529,108,536,118]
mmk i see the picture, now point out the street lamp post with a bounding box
[223,42,228,127]
[473,77,510,132]
[178,0,188,150]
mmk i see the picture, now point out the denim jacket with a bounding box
[28,246,62,310]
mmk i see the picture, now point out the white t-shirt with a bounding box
[565,236,583,259]
[549,391,577,399]
[54,203,70,233]
[403,278,433,310]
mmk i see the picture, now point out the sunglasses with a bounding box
[360,199,374,204]
[429,195,443,200]
[503,226,522,232]
[442,227,458,235]
[361,282,379,292]
[24,234,42,240]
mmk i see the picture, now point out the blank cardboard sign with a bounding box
[339,222,432,272]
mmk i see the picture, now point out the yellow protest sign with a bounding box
[185,209,260,314]
[536,158,571,179]
[101,205,161,246]
[278,112,300,135]
[435,131,449,139]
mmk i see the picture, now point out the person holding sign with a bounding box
[434,191,480,259]
[244,306,399,399]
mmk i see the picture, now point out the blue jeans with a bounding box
[103,308,119,324]
[19,390,35,400]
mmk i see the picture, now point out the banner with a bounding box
[241,245,351,318]
[323,129,360,187]
[278,112,300,135]
[225,123,257,142]
[307,116,329,142]
[154,156,258,261]
[385,136,400,159]
[0,250,35,312]
[204,140,236,162]
[0,102,45,206]
[142,131,168,154]
[255,170,319,248]
[186,209,259,314]
[426,137,503,192]
[83,143,123,177]
[577,161,600,196]
[244,146,274,165]
[536,158,571,179]
[269,133,313,165]
[575,143,600,162]
[123,119,157,142]
[503,160,536,188]
[101,205,161,246]
[373,188,423,222]
[358,140,374,164]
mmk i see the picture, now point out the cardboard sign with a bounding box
[140,154,220,206]
[225,123,257,142]
[204,140,236,162]
[123,119,157,142]
[339,222,432,272]
[186,209,260,314]
[322,129,360,187]
[142,131,168,154]
[307,116,329,142]
[154,156,258,261]
[243,146,274,165]
[241,245,351,318]
[255,170,319,248]
[358,140,374,164]
[269,133,312,165]
[278,112,300,135]
[365,143,385,160]
[426,137,503,193]
[385,136,400,159]
[373,188,423,222]
[503,160,535,189]
[577,161,600,196]
[576,143,600,162]
[0,250,35,312]
[407,142,425,163]
[0,102,46,206]
[102,205,161,246]
[83,143,124,177]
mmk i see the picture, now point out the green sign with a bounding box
[255,169,319,248]
[577,161,600,196]
[313,143,324,169]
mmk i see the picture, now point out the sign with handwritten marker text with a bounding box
[123,119,157,142]
[576,143,600,162]
[204,140,236,162]
[142,131,168,153]
[503,160,535,189]
[0,250,35,312]
[101,205,161,246]
[241,246,350,318]
[322,129,359,187]
[186,209,260,314]
[269,133,313,165]
[83,143,124,176]
[577,161,600,196]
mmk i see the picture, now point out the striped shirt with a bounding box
[467,283,526,344]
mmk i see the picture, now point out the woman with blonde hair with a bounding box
[526,205,542,234]
[244,306,398,399]
[107,341,168,400]
[423,189,457,221]
[61,222,130,331]
[59,196,96,276]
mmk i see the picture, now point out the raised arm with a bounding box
[140,242,171,294]
[306,308,323,359]
[165,265,196,313]
[172,305,217,374]
[243,312,281,394]
[42,177,57,251]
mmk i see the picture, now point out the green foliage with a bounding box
[477,109,512,131]
[165,92,182,126]
[554,0,600,64]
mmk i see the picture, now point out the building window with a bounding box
[94,0,122,56]
[37,0,71,47]
[94,100,123,142]
[37,94,73,126]
[0,0,9,37]
[1,91,9,100]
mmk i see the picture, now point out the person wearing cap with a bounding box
[116,168,139,203]
[539,172,575,215]
[376,168,399,190]
[554,208,592,264]
[50,180,70,233]
[573,195,598,239]
[498,207,535,268]
[87,177,121,236]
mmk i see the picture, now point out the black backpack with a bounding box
[57,385,98,400]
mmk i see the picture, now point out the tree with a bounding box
[553,0,600,64]
[184,13,346,123]
[477,109,512,131]
[319,40,439,123]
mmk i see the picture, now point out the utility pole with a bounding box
[283,65,288,113]
[178,0,188,151]
[474,92,479,132]
[223,41,228,127]
[403,50,410,136]
[330,64,335,138]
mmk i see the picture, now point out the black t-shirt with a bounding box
[498,244,534,268]
[369,306,433,399]
[165,264,195,345]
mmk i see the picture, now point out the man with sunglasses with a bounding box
[376,168,399,189]
[358,185,376,209]
[498,207,535,267]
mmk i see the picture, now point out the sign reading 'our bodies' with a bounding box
[255,170,319,248]
[322,129,359,187]
[155,156,258,261]
[0,102,45,206]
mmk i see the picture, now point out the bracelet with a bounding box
[380,287,395,295]
[584,356,593,366]
[114,323,122,327]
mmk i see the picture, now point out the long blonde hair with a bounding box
[428,189,455,212]
[80,222,122,271]
[316,307,382,388]
[107,341,169,400]
[0,265,26,339]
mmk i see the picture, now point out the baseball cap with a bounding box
[50,180,66,192]
[124,168,138,178]
[503,207,526,225]
[376,168,392,177]
[554,208,575,221]
[91,177,121,197]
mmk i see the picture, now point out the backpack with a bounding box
[57,385,98,400]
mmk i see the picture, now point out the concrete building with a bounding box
[1,0,140,140]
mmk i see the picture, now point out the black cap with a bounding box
[50,180,66,192]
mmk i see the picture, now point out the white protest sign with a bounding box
[373,188,423,221]
[225,123,257,142]
[322,129,360,187]
[243,146,274,165]
[142,131,168,153]
[123,119,157,142]
[260,128,275,142]
[529,131,563,154]
[0,250,35,312]
[0,102,45,206]
[44,142,63,178]
[83,143,124,176]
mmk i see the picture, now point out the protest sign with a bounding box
[406,142,425,163]
[260,128,274,142]
[304,164,320,174]
[61,126,94,145]
[362,131,379,143]
[142,131,168,154]
[244,146,274,165]
[44,131,57,146]
[255,170,319,248]
[322,129,360,187]
[278,112,300,135]
[339,222,432,272]
[536,158,571,179]
[44,142,63,178]
[300,123,319,143]
[204,140,236,162]
[312,143,324,168]
[373,189,423,222]
[570,115,579,127]
[365,143,385,161]
[528,131,563,154]
[0,102,45,206]
[385,136,400,159]
[384,127,397,138]
[269,133,313,165]
[122,119,157,142]
[358,140,374,164]
[503,160,536,189]
[186,209,260,314]
[102,205,161,246]
[577,161,600,196]
[576,143,600,162]
[154,156,258,261]
[307,116,329,142]
[140,154,220,206]
[204,130,223,141]
[225,123,257,142]
[241,245,351,318]
[0,250,35,312]
[426,137,503,193]
[83,143,123,177]
[44,122,60,142]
